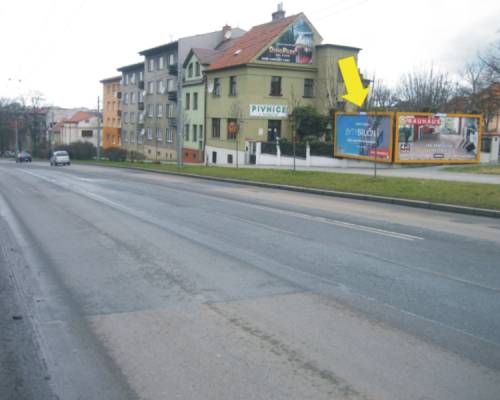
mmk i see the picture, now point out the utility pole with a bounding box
[176,63,183,168]
[14,118,19,155]
[97,96,101,160]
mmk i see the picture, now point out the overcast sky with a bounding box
[1,0,498,109]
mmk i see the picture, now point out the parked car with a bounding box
[50,150,71,166]
[16,151,32,162]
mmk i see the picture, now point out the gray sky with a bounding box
[1,0,498,108]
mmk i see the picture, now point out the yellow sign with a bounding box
[338,56,370,107]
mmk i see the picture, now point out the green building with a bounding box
[204,8,361,165]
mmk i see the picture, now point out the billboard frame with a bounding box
[334,111,394,163]
[394,112,483,164]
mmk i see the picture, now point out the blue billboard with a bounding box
[334,113,393,162]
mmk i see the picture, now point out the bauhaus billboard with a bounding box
[394,113,482,163]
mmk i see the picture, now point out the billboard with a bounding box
[395,113,482,163]
[334,112,394,162]
[258,17,314,64]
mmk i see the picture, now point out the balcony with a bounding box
[168,65,178,76]
[138,81,145,90]
[138,101,144,111]
[117,110,122,117]
[116,91,122,99]
[167,90,177,102]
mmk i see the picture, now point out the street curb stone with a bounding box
[80,163,500,219]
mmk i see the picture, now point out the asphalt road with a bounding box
[1,159,500,400]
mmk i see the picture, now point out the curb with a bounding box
[78,162,500,219]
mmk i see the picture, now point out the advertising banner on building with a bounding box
[395,113,482,163]
[258,17,314,64]
[249,104,288,118]
[334,112,394,162]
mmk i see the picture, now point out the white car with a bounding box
[50,151,71,166]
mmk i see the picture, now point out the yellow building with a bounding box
[100,76,122,149]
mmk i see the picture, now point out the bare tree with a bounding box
[229,101,243,167]
[397,65,454,112]
[366,79,398,111]
[481,39,500,84]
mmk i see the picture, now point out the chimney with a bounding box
[272,3,286,21]
[222,24,231,35]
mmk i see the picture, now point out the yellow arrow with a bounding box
[338,56,370,107]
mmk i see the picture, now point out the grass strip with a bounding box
[442,164,500,175]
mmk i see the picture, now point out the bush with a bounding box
[128,150,146,162]
[55,141,96,160]
[104,147,127,162]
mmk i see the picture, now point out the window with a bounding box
[229,76,237,96]
[168,54,175,65]
[139,71,144,81]
[193,92,198,110]
[192,125,197,142]
[199,125,203,141]
[139,91,144,102]
[157,80,163,94]
[188,63,193,78]
[227,118,237,140]
[81,130,93,137]
[213,78,220,96]
[148,81,154,94]
[130,73,136,84]
[149,58,155,72]
[185,124,190,141]
[166,127,174,142]
[130,112,135,123]
[167,103,176,117]
[123,112,128,123]
[124,75,129,85]
[157,104,163,118]
[167,79,175,91]
[227,154,233,164]
[130,92,135,104]
[123,92,129,105]
[195,62,200,76]
[185,93,190,110]
[212,118,220,138]
[304,79,314,97]
[147,127,153,140]
[267,120,282,142]
[148,104,154,117]
[157,127,162,141]
[481,136,492,153]
[158,56,164,70]
[270,76,282,96]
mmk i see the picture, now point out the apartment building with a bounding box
[117,62,144,154]
[205,7,360,165]
[138,26,245,161]
[100,76,122,149]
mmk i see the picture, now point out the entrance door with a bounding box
[267,120,281,142]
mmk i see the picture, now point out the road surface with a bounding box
[1,160,500,400]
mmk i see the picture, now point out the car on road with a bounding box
[50,150,71,166]
[16,151,32,162]
[2,150,16,158]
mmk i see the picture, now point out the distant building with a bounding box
[46,106,89,144]
[60,111,100,147]
[100,76,122,149]
[117,62,144,155]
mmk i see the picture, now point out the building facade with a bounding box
[137,26,246,161]
[60,111,100,146]
[117,62,144,155]
[100,76,122,149]
[204,10,359,165]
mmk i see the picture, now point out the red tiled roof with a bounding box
[208,14,300,71]
[65,111,94,123]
